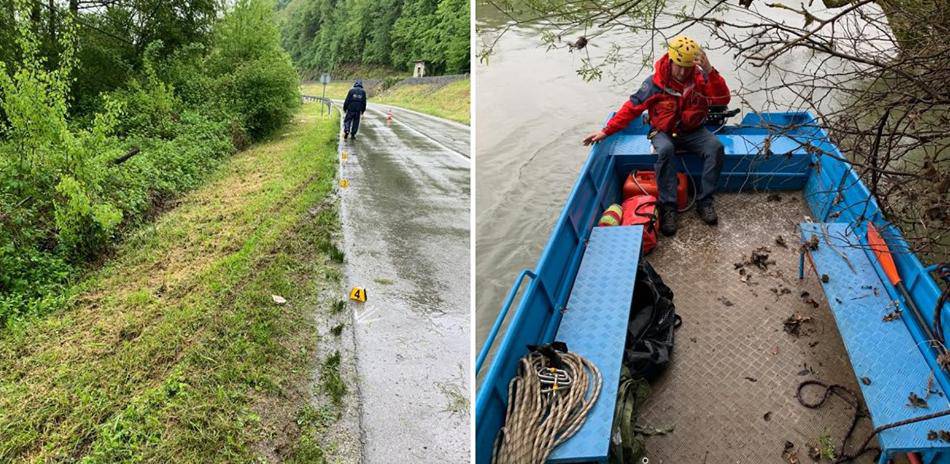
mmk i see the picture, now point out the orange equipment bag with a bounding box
[621,194,659,254]
[623,170,688,210]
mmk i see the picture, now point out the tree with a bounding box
[279,0,471,75]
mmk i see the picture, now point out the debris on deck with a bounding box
[800,291,820,308]
[775,235,788,248]
[783,312,814,337]
[908,392,929,408]
[883,308,902,322]
[751,247,774,270]
[782,441,800,464]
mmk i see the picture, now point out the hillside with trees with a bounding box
[280,0,470,76]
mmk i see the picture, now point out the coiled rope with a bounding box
[492,349,603,464]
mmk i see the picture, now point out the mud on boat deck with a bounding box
[640,191,881,463]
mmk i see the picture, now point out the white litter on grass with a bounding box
[272,294,287,305]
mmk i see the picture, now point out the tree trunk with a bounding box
[30,0,41,34]
[48,1,55,40]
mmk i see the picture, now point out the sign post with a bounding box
[319,73,331,115]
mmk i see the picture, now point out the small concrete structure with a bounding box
[413,60,427,77]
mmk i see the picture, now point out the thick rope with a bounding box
[492,351,603,464]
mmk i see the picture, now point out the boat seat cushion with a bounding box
[800,223,950,457]
[549,225,643,463]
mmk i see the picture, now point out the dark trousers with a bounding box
[344,111,362,135]
[651,127,724,207]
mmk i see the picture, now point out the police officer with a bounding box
[343,79,367,140]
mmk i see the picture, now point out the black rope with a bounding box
[797,380,950,463]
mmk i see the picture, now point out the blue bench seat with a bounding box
[800,223,950,464]
[549,225,643,463]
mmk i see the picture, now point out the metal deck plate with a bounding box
[801,222,950,453]
[550,225,643,463]
[639,192,880,463]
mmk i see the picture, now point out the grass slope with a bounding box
[301,77,470,124]
[374,78,470,125]
[0,104,350,463]
[300,81,355,101]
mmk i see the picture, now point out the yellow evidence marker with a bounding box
[340,178,349,188]
[349,287,367,302]
[341,150,348,161]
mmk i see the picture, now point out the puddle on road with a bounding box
[345,117,469,315]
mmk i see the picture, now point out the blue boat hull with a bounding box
[476,112,950,464]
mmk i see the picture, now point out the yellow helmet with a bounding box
[668,35,701,67]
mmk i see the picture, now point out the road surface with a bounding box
[336,102,470,462]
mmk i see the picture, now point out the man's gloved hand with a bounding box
[695,50,713,74]
[582,130,607,146]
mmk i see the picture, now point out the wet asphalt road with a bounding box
[336,103,470,462]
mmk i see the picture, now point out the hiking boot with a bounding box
[660,207,678,236]
[697,200,718,225]
[343,132,349,140]
[351,134,357,140]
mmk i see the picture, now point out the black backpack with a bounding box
[623,260,680,381]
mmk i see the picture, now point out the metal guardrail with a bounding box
[301,95,333,115]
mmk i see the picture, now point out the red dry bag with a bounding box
[623,171,688,210]
[621,194,659,254]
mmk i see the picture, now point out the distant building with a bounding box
[413,61,427,77]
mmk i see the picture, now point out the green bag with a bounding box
[609,365,651,464]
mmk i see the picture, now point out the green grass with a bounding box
[375,78,470,124]
[0,104,348,462]
[300,81,354,100]
[300,77,471,125]
[320,351,346,407]
[330,323,345,336]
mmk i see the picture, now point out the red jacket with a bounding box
[603,54,730,136]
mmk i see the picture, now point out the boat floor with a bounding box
[640,191,891,464]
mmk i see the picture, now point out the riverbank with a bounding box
[0,104,357,462]
[302,75,471,124]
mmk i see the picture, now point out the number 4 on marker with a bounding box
[349,287,366,302]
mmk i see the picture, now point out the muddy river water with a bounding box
[474,1,879,354]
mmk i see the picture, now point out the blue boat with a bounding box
[476,111,950,463]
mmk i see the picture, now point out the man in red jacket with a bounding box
[583,36,730,236]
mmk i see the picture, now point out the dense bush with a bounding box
[210,0,300,139]
[0,0,300,326]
